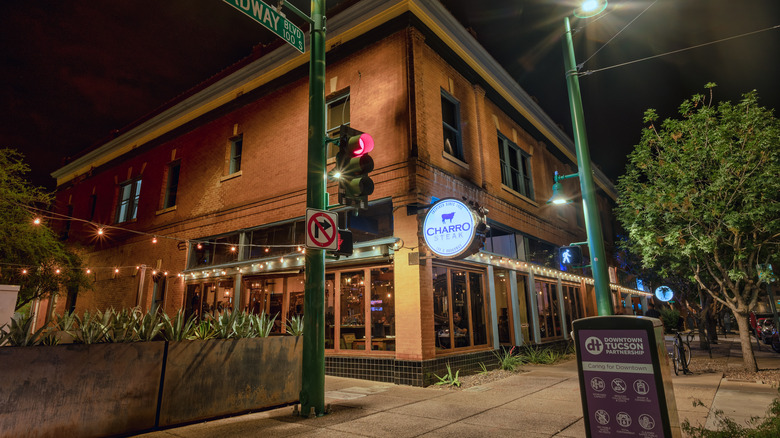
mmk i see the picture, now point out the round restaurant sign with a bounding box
[654,285,674,302]
[423,198,477,259]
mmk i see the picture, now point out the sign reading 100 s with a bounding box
[422,198,487,259]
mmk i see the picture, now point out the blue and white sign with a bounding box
[423,199,477,259]
[654,286,674,302]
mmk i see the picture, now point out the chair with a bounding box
[341,333,356,349]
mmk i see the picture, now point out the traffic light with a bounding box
[332,229,353,257]
[558,245,583,266]
[335,125,374,209]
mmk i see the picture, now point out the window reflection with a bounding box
[434,265,487,352]
[340,271,366,350]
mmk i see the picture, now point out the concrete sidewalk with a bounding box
[136,337,780,438]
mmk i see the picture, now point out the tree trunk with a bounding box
[697,290,710,350]
[734,312,759,372]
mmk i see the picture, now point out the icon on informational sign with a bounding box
[633,379,649,395]
[590,377,605,392]
[616,412,632,428]
[611,378,627,393]
[639,414,656,430]
[595,409,610,425]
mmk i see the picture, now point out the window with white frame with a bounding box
[326,91,350,159]
[441,89,464,161]
[498,132,533,199]
[116,178,142,223]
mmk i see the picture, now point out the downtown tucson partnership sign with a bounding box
[423,198,484,259]
[222,0,305,53]
[574,317,680,438]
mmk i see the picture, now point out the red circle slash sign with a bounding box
[307,212,337,249]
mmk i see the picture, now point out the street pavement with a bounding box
[136,336,780,437]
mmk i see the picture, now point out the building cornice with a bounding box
[52,0,616,199]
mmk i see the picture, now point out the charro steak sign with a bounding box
[423,199,477,258]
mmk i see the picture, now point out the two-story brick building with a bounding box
[44,0,648,385]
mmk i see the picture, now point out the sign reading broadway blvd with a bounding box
[222,0,305,53]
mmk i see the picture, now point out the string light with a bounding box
[97,228,104,235]
[21,269,28,275]
[152,237,158,244]
[33,218,41,225]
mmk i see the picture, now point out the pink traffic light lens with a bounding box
[353,133,374,156]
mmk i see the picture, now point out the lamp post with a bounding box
[560,1,613,315]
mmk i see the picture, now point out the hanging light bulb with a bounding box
[197,243,203,250]
[152,236,158,244]
[21,269,28,275]
[86,268,91,274]
[114,268,119,274]
[33,217,41,225]
[230,246,237,252]
[97,228,104,236]
[55,268,61,274]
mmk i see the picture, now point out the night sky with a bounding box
[1,0,778,190]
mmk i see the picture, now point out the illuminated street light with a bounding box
[556,0,613,315]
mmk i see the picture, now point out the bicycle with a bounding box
[670,329,693,375]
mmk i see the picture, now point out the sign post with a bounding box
[573,316,681,437]
[222,0,326,417]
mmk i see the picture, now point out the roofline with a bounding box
[52,0,616,199]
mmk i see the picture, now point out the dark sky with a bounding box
[1,0,778,190]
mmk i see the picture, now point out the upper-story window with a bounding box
[163,160,180,209]
[441,89,464,161]
[116,178,142,223]
[326,91,350,159]
[229,135,243,174]
[498,132,533,200]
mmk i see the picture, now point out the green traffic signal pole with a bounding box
[563,16,613,316]
[301,0,326,417]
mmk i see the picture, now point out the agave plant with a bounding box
[106,308,139,343]
[0,313,50,346]
[214,310,240,339]
[71,310,113,344]
[160,310,197,341]
[251,312,277,338]
[285,315,304,336]
[189,318,218,340]
[135,309,164,342]
[232,311,255,339]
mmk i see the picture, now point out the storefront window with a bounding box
[340,271,366,350]
[286,275,305,332]
[434,265,487,352]
[536,281,562,340]
[563,285,583,334]
[516,274,532,344]
[369,268,395,351]
[494,270,513,345]
[325,274,335,349]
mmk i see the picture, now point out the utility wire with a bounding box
[579,24,780,76]
[577,0,658,69]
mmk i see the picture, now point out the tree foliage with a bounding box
[0,148,90,311]
[616,85,780,370]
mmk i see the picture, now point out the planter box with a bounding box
[159,336,303,426]
[0,342,165,438]
[0,336,302,437]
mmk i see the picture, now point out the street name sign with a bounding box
[223,0,305,53]
[306,208,338,250]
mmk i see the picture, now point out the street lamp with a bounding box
[553,0,613,315]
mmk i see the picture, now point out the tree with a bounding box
[616,85,780,372]
[0,148,90,313]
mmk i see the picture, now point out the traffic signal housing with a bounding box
[335,125,374,209]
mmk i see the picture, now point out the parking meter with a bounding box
[573,316,680,438]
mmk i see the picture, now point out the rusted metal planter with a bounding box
[0,336,302,437]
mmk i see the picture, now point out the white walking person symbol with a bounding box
[562,249,572,264]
